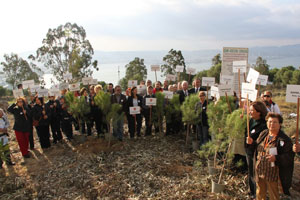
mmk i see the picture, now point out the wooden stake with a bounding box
[296,98,299,145]
[243,72,246,82]
[134,114,137,138]
[206,83,209,103]
[246,94,250,137]
[149,106,152,126]
[155,70,157,82]
[257,81,261,100]
[225,92,232,113]
[238,69,242,108]
[185,124,190,146]
[188,72,191,84]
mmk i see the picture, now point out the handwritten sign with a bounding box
[220,74,234,85]
[63,73,72,81]
[69,83,80,92]
[210,86,220,100]
[91,79,98,85]
[241,82,257,101]
[218,84,234,96]
[146,98,157,106]
[49,89,61,97]
[166,74,176,81]
[128,80,138,87]
[202,77,215,86]
[151,65,160,71]
[13,89,24,98]
[82,77,93,85]
[257,75,268,86]
[233,60,247,73]
[163,91,173,99]
[247,68,260,85]
[175,65,184,73]
[137,85,147,95]
[30,85,40,93]
[129,106,141,115]
[59,83,69,90]
[187,67,196,75]
[22,80,35,89]
[37,88,49,97]
[286,85,300,103]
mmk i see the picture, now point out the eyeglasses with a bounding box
[264,95,271,97]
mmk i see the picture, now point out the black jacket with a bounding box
[188,87,206,94]
[142,94,156,116]
[45,99,61,123]
[127,95,143,114]
[177,89,189,104]
[32,104,50,126]
[195,100,208,127]
[7,103,32,133]
[111,93,127,114]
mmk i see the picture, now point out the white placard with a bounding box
[233,60,247,73]
[247,68,260,85]
[128,80,138,87]
[220,74,234,85]
[241,82,257,101]
[91,79,98,85]
[13,89,24,98]
[210,86,220,100]
[286,85,300,103]
[59,83,69,90]
[151,65,160,71]
[129,106,141,115]
[218,84,234,96]
[49,89,61,97]
[82,77,93,85]
[37,88,49,97]
[69,83,80,92]
[269,147,278,167]
[187,67,196,75]
[146,98,157,106]
[51,84,60,90]
[202,77,215,86]
[257,75,268,86]
[22,80,35,89]
[30,85,40,93]
[0,135,8,145]
[175,65,184,73]
[137,85,147,95]
[63,73,72,81]
[163,91,173,99]
[166,74,176,81]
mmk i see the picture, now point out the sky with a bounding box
[1,0,300,57]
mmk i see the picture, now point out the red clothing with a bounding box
[153,88,163,94]
[15,131,29,156]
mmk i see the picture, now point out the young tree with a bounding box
[161,49,186,81]
[30,22,98,82]
[119,57,147,90]
[1,53,42,88]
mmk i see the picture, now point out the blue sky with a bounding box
[1,0,300,56]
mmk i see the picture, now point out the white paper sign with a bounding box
[151,65,160,71]
[187,67,196,75]
[146,98,157,106]
[257,75,268,86]
[166,74,176,81]
[242,83,257,101]
[218,84,234,96]
[128,80,138,87]
[130,106,141,115]
[233,60,247,73]
[59,83,69,90]
[163,91,173,99]
[286,85,300,103]
[202,77,215,86]
[175,65,184,73]
[220,74,234,85]
[82,77,93,85]
[63,73,72,81]
[0,135,8,145]
[49,89,61,97]
[51,84,59,90]
[210,86,220,100]
[13,89,24,98]
[37,88,49,97]
[137,85,147,95]
[22,80,35,89]
[30,85,40,93]
[91,79,98,85]
[69,83,80,92]
[247,68,260,85]
[269,147,278,167]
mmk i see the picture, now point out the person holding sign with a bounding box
[262,91,281,115]
[244,101,268,199]
[293,143,300,154]
[127,87,143,138]
[59,96,74,141]
[142,86,156,136]
[8,98,32,158]
[80,88,92,136]
[195,91,209,146]
[246,113,294,199]
[153,81,163,94]
[0,109,15,168]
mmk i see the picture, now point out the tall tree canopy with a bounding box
[30,22,98,82]
[161,49,187,81]
[1,53,41,88]
[254,56,269,75]
[212,53,221,66]
[119,57,147,90]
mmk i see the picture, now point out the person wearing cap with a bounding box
[262,91,281,114]
[8,97,32,158]
[46,95,62,144]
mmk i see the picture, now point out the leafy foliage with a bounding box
[165,94,181,123]
[212,53,221,66]
[180,94,201,125]
[225,109,246,140]
[65,91,90,122]
[30,22,98,82]
[1,53,42,88]
[194,63,221,84]
[0,86,12,97]
[0,141,9,163]
[152,92,165,134]
[254,56,270,75]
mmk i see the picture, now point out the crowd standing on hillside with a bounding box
[1,79,300,200]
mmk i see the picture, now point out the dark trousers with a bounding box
[81,121,92,135]
[196,125,209,145]
[128,114,142,138]
[50,121,62,142]
[29,126,34,149]
[144,112,152,136]
[246,153,256,197]
[35,125,51,149]
[61,121,73,140]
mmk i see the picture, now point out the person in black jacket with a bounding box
[188,78,206,95]
[195,91,209,146]
[244,101,268,199]
[177,81,189,104]
[27,94,36,149]
[32,97,51,149]
[142,86,155,136]
[89,85,103,137]
[127,87,143,138]
[7,97,32,158]
[111,85,127,141]
[59,96,73,140]
[80,88,92,135]
[46,95,62,144]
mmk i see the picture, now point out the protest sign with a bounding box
[202,77,215,86]
[59,83,69,90]
[220,74,234,85]
[257,75,268,86]
[13,89,24,98]
[163,91,173,99]
[246,68,260,85]
[146,98,157,106]
[37,88,49,97]
[22,80,35,89]
[128,80,138,87]
[186,67,196,75]
[69,83,80,92]
[241,83,257,101]
[151,65,160,71]
[233,60,247,73]
[82,77,93,85]
[175,65,184,72]
[130,106,141,115]
[166,74,176,81]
